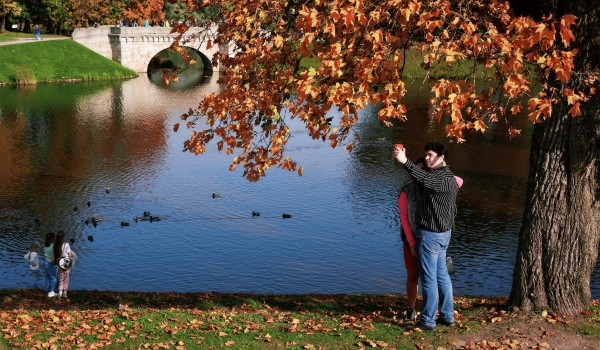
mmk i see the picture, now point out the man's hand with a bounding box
[393,144,408,164]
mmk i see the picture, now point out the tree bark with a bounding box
[509,0,600,315]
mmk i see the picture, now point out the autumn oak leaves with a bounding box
[173,0,597,181]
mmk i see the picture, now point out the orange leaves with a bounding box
[504,74,529,98]
[330,9,341,23]
[559,15,577,47]
[473,119,487,132]
[269,128,290,157]
[564,88,585,116]
[399,8,412,23]
[302,83,321,99]
[426,19,444,32]
[173,0,594,180]
[569,102,581,117]
[377,104,407,122]
[344,9,355,28]
[548,50,577,83]
[273,35,285,48]
[534,22,557,51]
[510,104,522,116]
[508,126,522,139]
[527,96,553,122]
[0,306,135,349]
[297,5,320,30]
[429,78,512,139]
[371,29,384,44]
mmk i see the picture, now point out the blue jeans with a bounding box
[41,259,57,292]
[416,229,454,327]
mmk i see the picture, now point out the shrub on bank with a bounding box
[13,65,36,85]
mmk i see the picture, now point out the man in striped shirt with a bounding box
[393,141,459,331]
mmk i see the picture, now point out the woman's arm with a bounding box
[398,192,416,248]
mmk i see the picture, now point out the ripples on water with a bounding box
[0,76,598,298]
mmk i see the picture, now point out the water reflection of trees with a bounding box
[345,81,533,243]
[0,77,220,234]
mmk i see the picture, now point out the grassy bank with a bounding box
[0,39,137,85]
[0,289,598,349]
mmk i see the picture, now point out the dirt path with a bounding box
[451,315,600,349]
[0,36,69,46]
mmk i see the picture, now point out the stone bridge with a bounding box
[72,25,227,73]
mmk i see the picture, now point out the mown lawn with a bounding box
[0,31,38,42]
[0,39,136,84]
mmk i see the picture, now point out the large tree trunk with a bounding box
[509,0,600,315]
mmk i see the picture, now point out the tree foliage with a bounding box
[65,0,106,27]
[0,0,22,18]
[4,0,211,32]
[4,0,169,31]
[0,0,23,30]
[174,0,598,182]
[122,0,165,24]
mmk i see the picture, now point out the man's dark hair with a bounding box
[424,141,448,161]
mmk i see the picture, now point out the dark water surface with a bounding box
[1,75,598,297]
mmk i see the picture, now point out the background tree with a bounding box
[22,0,70,34]
[175,0,599,314]
[65,0,105,27]
[0,0,23,31]
[11,1,29,31]
[164,0,216,25]
[505,0,600,315]
[122,0,165,25]
[101,0,125,25]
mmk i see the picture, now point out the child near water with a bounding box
[24,241,41,288]
[24,241,40,271]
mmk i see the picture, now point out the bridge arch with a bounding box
[148,45,213,75]
[72,26,226,73]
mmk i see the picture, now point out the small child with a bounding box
[24,242,41,289]
[24,242,40,271]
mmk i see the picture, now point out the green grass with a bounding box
[575,303,600,337]
[0,31,38,42]
[0,290,598,349]
[0,39,137,84]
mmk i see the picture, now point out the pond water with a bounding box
[1,74,598,298]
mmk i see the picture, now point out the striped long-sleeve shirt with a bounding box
[404,160,458,232]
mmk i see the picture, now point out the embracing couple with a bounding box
[393,141,462,331]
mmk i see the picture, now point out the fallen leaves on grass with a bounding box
[0,290,597,349]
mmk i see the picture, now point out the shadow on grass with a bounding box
[0,288,508,320]
[1,289,404,312]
